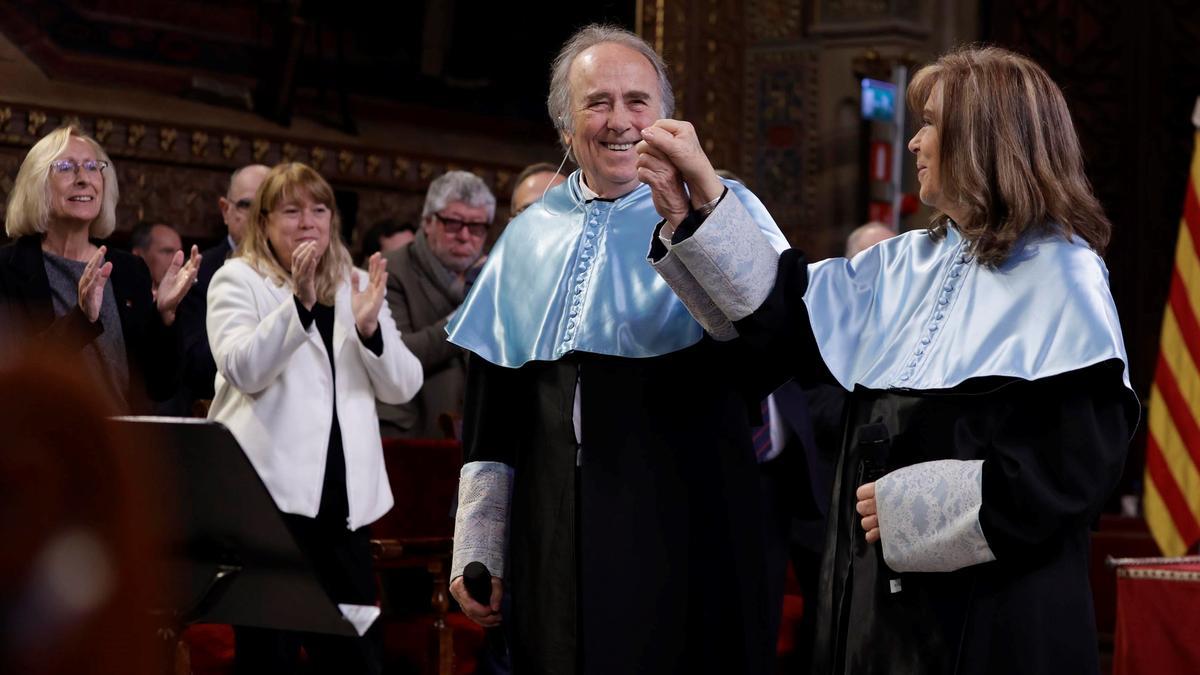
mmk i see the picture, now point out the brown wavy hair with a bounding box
[237,162,352,305]
[907,46,1111,266]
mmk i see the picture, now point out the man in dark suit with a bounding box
[177,164,270,404]
[756,380,843,671]
[377,170,494,438]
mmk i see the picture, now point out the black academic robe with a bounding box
[463,338,776,675]
[738,249,1137,675]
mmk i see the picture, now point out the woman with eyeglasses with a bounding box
[205,162,422,673]
[0,125,201,412]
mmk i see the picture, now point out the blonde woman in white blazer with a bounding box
[206,162,422,673]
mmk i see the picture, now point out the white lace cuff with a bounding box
[668,192,780,322]
[451,461,514,580]
[650,241,738,342]
[875,459,996,573]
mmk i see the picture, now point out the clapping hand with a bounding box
[156,245,202,326]
[292,241,320,310]
[77,246,113,323]
[351,252,388,338]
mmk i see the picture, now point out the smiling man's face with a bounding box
[564,42,663,199]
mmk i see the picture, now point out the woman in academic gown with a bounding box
[638,46,1138,675]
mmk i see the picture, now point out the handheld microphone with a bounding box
[463,561,508,657]
[854,422,901,592]
[464,561,492,606]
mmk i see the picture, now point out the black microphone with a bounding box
[856,422,890,485]
[464,561,493,606]
[463,561,507,657]
[854,422,901,592]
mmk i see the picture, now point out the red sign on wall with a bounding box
[868,201,893,224]
[870,141,892,182]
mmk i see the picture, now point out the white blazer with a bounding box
[206,258,423,530]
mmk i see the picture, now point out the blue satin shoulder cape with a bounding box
[447,171,788,368]
[803,225,1134,396]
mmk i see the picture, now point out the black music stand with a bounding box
[111,417,358,654]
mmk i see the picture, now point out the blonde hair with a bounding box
[907,46,1111,266]
[237,163,352,305]
[5,126,119,239]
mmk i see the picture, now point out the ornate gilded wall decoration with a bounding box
[742,46,820,236]
[128,124,146,148]
[310,146,328,171]
[281,142,299,163]
[221,134,241,160]
[191,131,209,158]
[365,154,381,177]
[338,150,354,174]
[418,161,439,182]
[159,127,178,152]
[747,0,805,42]
[26,111,46,137]
[94,118,113,144]
[252,138,270,162]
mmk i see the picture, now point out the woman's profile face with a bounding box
[908,81,955,221]
[265,191,332,273]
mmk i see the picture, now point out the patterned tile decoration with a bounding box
[742,45,821,239]
[0,102,527,242]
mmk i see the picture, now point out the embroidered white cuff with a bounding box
[650,243,738,341]
[451,461,514,580]
[875,459,996,573]
[668,192,780,322]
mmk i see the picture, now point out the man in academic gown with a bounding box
[445,25,789,675]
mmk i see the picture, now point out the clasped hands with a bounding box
[635,119,726,228]
[293,242,388,338]
[78,245,202,326]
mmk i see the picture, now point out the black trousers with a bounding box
[233,514,381,675]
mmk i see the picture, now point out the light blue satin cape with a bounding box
[804,225,1134,395]
[447,171,787,368]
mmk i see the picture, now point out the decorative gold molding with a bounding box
[252,138,270,162]
[0,101,523,199]
[159,127,177,152]
[310,146,327,171]
[191,131,208,157]
[27,110,46,137]
[95,118,113,144]
[221,134,240,160]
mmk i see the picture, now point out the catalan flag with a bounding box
[1143,99,1200,557]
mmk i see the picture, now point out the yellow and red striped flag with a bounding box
[1143,99,1200,556]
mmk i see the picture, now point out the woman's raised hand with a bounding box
[292,241,320,310]
[156,245,202,326]
[77,246,113,323]
[351,252,388,338]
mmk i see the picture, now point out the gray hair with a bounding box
[421,170,497,222]
[547,25,674,154]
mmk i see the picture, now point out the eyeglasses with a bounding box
[50,159,109,175]
[434,212,490,237]
[234,198,254,211]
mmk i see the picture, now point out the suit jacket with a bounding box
[177,236,234,400]
[0,234,179,411]
[768,380,842,551]
[206,257,423,529]
[378,237,467,438]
